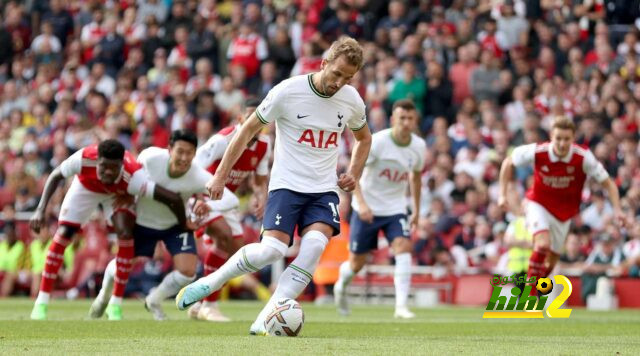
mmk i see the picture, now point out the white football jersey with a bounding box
[135,147,212,229]
[255,74,367,193]
[352,129,426,216]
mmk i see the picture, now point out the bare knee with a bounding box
[533,232,551,250]
[349,253,367,273]
[173,254,197,278]
[391,237,412,254]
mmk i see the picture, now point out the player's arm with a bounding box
[153,185,190,229]
[30,167,65,233]
[339,124,372,192]
[601,177,625,227]
[31,149,84,233]
[584,149,626,227]
[251,174,269,218]
[206,113,265,199]
[352,180,373,223]
[498,143,535,211]
[409,170,422,231]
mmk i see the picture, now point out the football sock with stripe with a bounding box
[111,238,135,305]
[36,233,72,304]
[254,230,328,324]
[200,235,287,292]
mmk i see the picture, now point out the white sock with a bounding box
[109,296,123,305]
[335,261,355,291]
[200,235,288,292]
[148,270,196,304]
[97,259,116,303]
[202,301,218,308]
[35,291,50,305]
[394,252,412,309]
[254,231,328,324]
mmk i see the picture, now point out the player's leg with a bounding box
[176,189,302,310]
[545,217,571,276]
[250,192,339,334]
[525,202,552,279]
[31,180,98,320]
[104,209,136,321]
[197,210,247,321]
[335,211,378,315]
[386,214,414,318]
[89,257,116,319]
[145,228,197,321]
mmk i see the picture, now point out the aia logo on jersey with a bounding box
[297,130,338,148]
[379,169,408,182]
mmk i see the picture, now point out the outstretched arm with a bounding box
[206,113,265,199]
[30,167,65,233]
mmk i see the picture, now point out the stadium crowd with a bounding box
[1,0,640,303]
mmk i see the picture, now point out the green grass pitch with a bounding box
[1,298,639,355]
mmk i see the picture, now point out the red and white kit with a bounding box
[194,124,270,236]
[511,142,609,253]
[58,144,155,228]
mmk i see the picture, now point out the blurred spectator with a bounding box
[581,233,625,302]
[0,209,26,296]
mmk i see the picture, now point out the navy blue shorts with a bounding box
[349,212,410,254]
[262,189,340,244]
[133,224,197,257]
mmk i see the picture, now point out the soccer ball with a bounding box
[536,277,553,295]
[264,298,304,337]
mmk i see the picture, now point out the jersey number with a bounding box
[328,202,340,223]
[177,232,190,248]
[399,218,410,236]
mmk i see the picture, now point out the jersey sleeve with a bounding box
[194,134,229,169]
[255,137,271,176]
[126,169,156,198]
[255,82,287,124]
[510,143,536,167]
[59,149,84,178]
[191,166,214,195]
[347,95,367,131]
[583,149,609,183]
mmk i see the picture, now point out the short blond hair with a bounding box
[325,36,364,70]
[551,115,576,133]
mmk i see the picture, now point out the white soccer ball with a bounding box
[264,298,305,337]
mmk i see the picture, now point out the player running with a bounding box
[186,98,270,322]
[334,99,425,319]
[498,116,626,285]
[175,36,372,335]
[89,130,238,320]
[30,139,187,320]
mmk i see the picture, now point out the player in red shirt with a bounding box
[498,116,626,287]
[29,139,188,320]
[188,98,270,321]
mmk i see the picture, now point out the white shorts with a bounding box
[59,177,134,228]
[525,200,571,254]
[200,206,244,237]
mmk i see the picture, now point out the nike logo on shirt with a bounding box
[297,114,310,119]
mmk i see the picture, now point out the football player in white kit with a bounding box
[89,130,238,320]
[176,36,372,335]
[334,99,425,318]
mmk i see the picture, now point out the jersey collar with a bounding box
[307,73,332,98]
[548,144,573,163]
